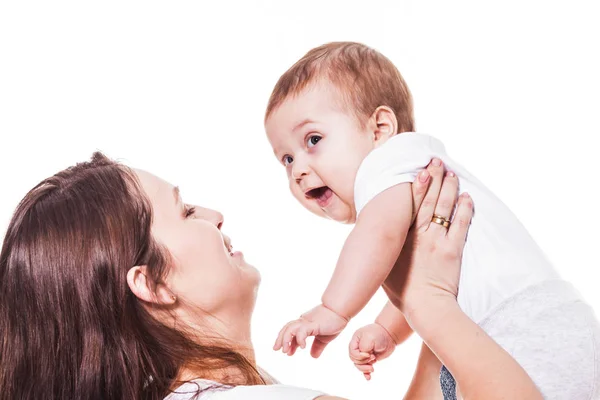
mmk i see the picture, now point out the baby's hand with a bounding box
[273,304,348,358]
[349,323,397,380]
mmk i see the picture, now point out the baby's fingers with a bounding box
[296,327,310,350]
[355,354,377,365]
[284,321,316,354]
[356,363,375,380]
[350,343,376,364]
[274,321,295,351]
[349,335,368,358]
[349,332,376,359]
[282,325,299,354]
[288,338,299,356]
[350,350,373,363]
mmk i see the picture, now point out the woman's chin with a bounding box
[246,263,261,285]
[234,255,261,284]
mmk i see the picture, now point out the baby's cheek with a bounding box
[290,187,326,218]
[288,185,305,204]
[337,187,357,215]
[332,169,358,205]
[299,195,326,217]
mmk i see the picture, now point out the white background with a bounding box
[1,1,599,398]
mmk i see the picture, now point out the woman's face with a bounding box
[135,169,260,316]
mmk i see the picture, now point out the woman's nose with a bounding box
[195,206,224,229]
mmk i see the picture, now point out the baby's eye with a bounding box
[282,155,294,166]
[307,135,321,148]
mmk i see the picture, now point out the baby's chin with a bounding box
[298,195,356,224]
[323,207,356,225]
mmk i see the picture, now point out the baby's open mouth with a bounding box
[305,186,334,207]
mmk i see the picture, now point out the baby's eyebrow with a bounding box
[292,118,315,133]
[270,119,316,159]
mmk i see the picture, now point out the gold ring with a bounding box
[431,214,451,228]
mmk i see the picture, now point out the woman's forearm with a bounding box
[403,342,443,400]
[408,301,542,400]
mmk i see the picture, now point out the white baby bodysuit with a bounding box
[354,132,560,323]
[354,132,600,400]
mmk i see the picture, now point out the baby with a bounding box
[264,42,600,399]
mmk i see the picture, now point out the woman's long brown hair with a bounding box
[0,152,263,399]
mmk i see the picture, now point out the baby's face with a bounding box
[265,82,375,224]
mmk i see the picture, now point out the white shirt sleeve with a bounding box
[354,132,447,216]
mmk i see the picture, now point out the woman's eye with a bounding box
[184,205,196,218]
[307,135,321,148]
[282,155,294,166]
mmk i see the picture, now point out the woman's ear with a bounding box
[127,266,177,306]
[370,106,398,147]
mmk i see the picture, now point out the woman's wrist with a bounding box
[403,297,461,341]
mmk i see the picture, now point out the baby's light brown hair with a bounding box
[265,41,415,133]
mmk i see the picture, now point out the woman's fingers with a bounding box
[414,159,445,230]
[448,193,473,245]
[430,171,459,226]
[410,169,431,223]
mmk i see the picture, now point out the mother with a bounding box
[0,153,541,399]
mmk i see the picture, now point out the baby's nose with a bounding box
[292,160,310,181]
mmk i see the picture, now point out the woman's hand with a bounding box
[383,159,472,322]
[387,159,542,400]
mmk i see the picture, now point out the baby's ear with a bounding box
[371,106,398,147]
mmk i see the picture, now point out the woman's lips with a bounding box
[222,235,236,256]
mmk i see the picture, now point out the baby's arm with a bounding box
[349,301,413,379]
[323,182,413,319]
[375,300,413,345]
[274,183,413,357]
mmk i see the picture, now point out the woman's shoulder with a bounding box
[165,380,326,400]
